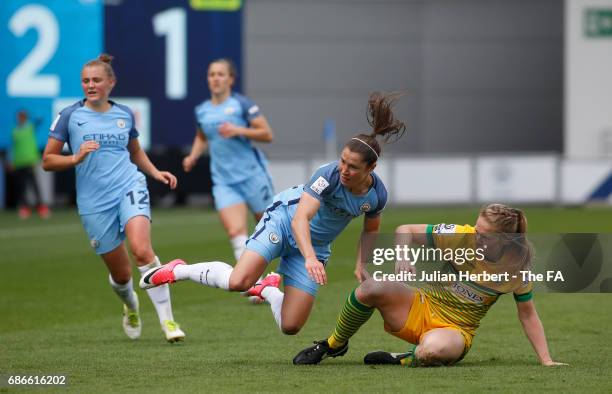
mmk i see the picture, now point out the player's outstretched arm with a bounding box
[394,224,430,275]
[395,224,429,245]
[128,139,177,189]
[354,215,381,282]
[183,130,208,172]
[516,299,568,366]
[291,192,325,285]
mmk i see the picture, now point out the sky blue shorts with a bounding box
[245,203,330,296]
[213,171,273,213]
[80,178,151,255]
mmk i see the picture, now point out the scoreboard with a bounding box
[1,0,242,150]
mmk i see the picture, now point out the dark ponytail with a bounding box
[367,92,406,142]
[345,92,406,165]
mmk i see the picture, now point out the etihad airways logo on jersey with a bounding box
[326,203,357,218]
[83,133,127,145]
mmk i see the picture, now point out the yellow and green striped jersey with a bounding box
[422,223,533,335]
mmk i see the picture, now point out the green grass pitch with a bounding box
[1,206,611,392]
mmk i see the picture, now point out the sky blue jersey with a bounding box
[194,92,268,185]
[275,161,387,246]
[49,99,141,215]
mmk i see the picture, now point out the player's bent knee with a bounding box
[130,245,154,265]
[110,273,131,286]
[226,227,247,239]
[416,340,462,366]
[228,275,255,292]
[415,346,444,366]
[280,323,302,335]
[356,278,386,305]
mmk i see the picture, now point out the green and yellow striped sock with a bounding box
[327,289,374,349]
[400,345,420,367]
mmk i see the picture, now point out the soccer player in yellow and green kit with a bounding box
[293,204,567,367]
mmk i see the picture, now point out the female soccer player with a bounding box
[10,109,50,219]
[43,54,185,342]
[141,92,406,335]
[293,204,568,366]
[183,59,274,262]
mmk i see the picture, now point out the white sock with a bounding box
[109,275,138,311]
[262,286,284,329]
[230,234,248,261]
[173,261,232,290]
[138,257,174,323]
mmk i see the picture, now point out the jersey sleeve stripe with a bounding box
[426,224,435,247]
[514,291,533,303]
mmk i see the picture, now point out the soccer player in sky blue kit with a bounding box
[42,54,185,342]
[141,93,406,336]
[183,59,274,265]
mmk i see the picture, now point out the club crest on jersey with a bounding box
[90,239,100,249]
[269,232,280,244]
[360,202,371,212]
[224,107,236,115]
[116,119,126,128]
[310,176,329,195]
[434,223,457,234]
[248,105,260,115]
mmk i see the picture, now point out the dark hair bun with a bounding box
[98,53,114,64]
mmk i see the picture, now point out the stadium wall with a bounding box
[244,0,563,159]
[565,0,612,159]
[268,156,612,205]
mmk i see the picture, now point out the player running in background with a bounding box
[9,109,50,219]
[293,204,567,366]
[182,59,274,264]
[141,92,406,336]
[43,54,185,342]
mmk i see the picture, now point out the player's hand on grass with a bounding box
[183,155,197,172]
[542,360,569,366]
[154,170,177,189]
[72,141,99,164]
[306,257,327,285]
